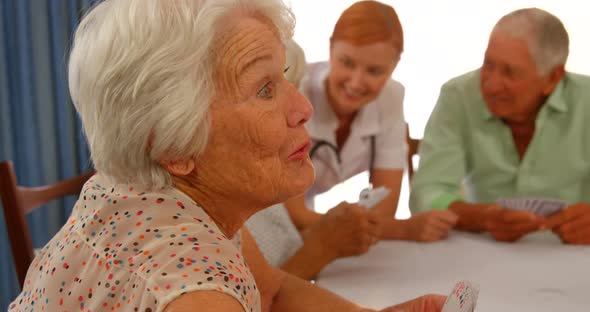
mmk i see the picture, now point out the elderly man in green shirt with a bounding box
[410,8,590,245]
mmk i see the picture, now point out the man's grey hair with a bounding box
[68,0,294,189]
[493,8,569,75]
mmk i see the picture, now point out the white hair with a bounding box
[492,8,569,75]
[68,0,295,189]
[284,39,306,87]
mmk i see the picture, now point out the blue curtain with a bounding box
[0,0,99,309]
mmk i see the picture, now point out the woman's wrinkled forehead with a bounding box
[212,14,284,95]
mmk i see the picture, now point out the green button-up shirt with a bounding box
[410,69,590,213]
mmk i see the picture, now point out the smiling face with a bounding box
[194,15,315,209]
[326,40,399,117]
[480,31,561,123]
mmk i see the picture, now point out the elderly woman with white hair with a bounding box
[9,0,445,311]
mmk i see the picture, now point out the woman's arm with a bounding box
[369,168,406,240]
[164,290,245,312]
[272,274,374,312]
[243,228,444,312]
[370,168,403,216]
[284,194,322,230]
[279,232,336,280]
[281,201,378,280]
[241,227,373,312]
[163,253,442,312]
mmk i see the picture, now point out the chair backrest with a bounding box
[406,125,421,183]
[0,160,94,289]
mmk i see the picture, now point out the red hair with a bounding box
[331,1,403,53]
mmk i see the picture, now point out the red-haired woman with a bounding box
[278,1,459,279]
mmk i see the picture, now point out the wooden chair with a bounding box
[406,125,421,183]
[0,160,95,289]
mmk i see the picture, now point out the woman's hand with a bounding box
[303,202,379,259]
[380,295,447,312]
[402,210,458,242]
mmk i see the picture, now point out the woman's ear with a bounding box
[161,159,195,176]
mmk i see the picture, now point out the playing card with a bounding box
[536,200,567,216]
[442,280,479,312]
[358,186,390,209]
[529,199,539,214]
[496,197,567,216]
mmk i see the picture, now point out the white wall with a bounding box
[289,0,590,218]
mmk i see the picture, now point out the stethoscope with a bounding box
[309,135,376,172]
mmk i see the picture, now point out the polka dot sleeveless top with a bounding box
[9,174,261,312]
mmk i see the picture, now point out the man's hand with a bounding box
[380,294,447,312]
[546,203,590,245]
[486,205,544,242]
[448,201,500,232]
[403,211,458,242]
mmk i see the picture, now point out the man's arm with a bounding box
[369,168,458,242]
[409,83,467,214]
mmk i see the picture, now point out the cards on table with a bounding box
[358,186,390,209]
[442,280,479,312]
[496,197,567,217]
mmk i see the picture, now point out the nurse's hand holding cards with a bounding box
[304,202,380,259]
[546,203,590,245]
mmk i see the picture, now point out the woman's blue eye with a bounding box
[257,82,274,99]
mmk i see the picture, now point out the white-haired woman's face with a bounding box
[197,16,315,207]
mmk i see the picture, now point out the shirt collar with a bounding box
[545,77,568,113]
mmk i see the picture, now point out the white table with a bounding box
[317,231,590,311]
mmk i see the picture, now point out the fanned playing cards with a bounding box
[496,197,567,216]
[442,280,479,312]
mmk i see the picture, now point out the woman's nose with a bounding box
[287,88,313,127]
[348,69,365,91]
